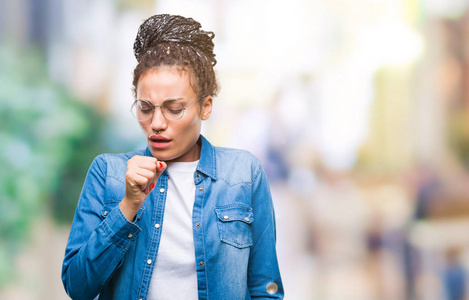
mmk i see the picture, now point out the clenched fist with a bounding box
[119,155,167,221]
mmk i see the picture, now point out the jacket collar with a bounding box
[144,134,217,180]
[196,135,217,180]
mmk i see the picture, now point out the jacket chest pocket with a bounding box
[215,204,253,249]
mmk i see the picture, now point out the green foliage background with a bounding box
[0,45,106,286]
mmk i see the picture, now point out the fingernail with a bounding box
[146,188,150,193]
[159,162,163,168]
[151,182,155,189]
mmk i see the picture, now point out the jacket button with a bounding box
[127,233,133,238]
[103,211,108,216]
[196,173,200,178]
[198,188,203,192]
[245,217,250,222]
[155,223,160,229]
[266,282,278,294]
[147,259,152,265]
[199,261,205,267]
[159,188,165,193]
[223,215,229,220]
[196,222,201,227]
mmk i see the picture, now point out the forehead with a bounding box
[137,66,196,98]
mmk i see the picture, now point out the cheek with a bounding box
[187,116,203,134]
[188,116,200,127]
[176,120,199,138]
[139,121,151,134]
[179,112,202,133]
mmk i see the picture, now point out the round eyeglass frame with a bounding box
[130,95,205,122]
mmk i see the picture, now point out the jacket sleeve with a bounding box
[247,159,284,299]
[61,155,141,300]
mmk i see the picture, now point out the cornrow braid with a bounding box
[132,14,218,99]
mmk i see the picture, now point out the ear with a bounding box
[200,96,212,120]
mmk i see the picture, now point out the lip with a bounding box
[148,134,172,149]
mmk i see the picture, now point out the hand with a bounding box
[119,155,167,221]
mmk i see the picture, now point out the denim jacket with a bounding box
[62,135,284,300]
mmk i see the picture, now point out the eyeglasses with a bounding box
[131,95,205,122]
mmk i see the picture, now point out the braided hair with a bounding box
[132,14,219,99]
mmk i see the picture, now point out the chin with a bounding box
[149,149,170,160]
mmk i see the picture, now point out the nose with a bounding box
[150,107,168,132]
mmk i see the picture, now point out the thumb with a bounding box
[142,161,167,193]
[157,161,167,174]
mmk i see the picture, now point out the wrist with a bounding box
[119,197,140,222]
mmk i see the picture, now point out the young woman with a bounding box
[62,14,283,300]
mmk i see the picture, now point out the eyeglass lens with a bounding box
[132,99,185,121]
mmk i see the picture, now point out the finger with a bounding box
[142,175,157,192]
[145,169,161,192]
[128,157,164,192]
[128,161,157,178]
[129,156,158,170]
[128,155,156,165]
[156,161,164,169]
[126,172,150,190]
[143,161,166,193]
[156,161,167,173]
[136,159,159,172]
[145,180,157,194]
[135,168,155,180]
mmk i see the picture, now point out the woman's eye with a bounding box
[163,100,183,115]
[139,102,153,113]
[139,106,153,113]
[167,109,183,114]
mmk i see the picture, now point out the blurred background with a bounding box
[3,0,469,299]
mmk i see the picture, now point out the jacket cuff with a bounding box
[101,205,142,249]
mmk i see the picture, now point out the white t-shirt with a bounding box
[147,160,199,300]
